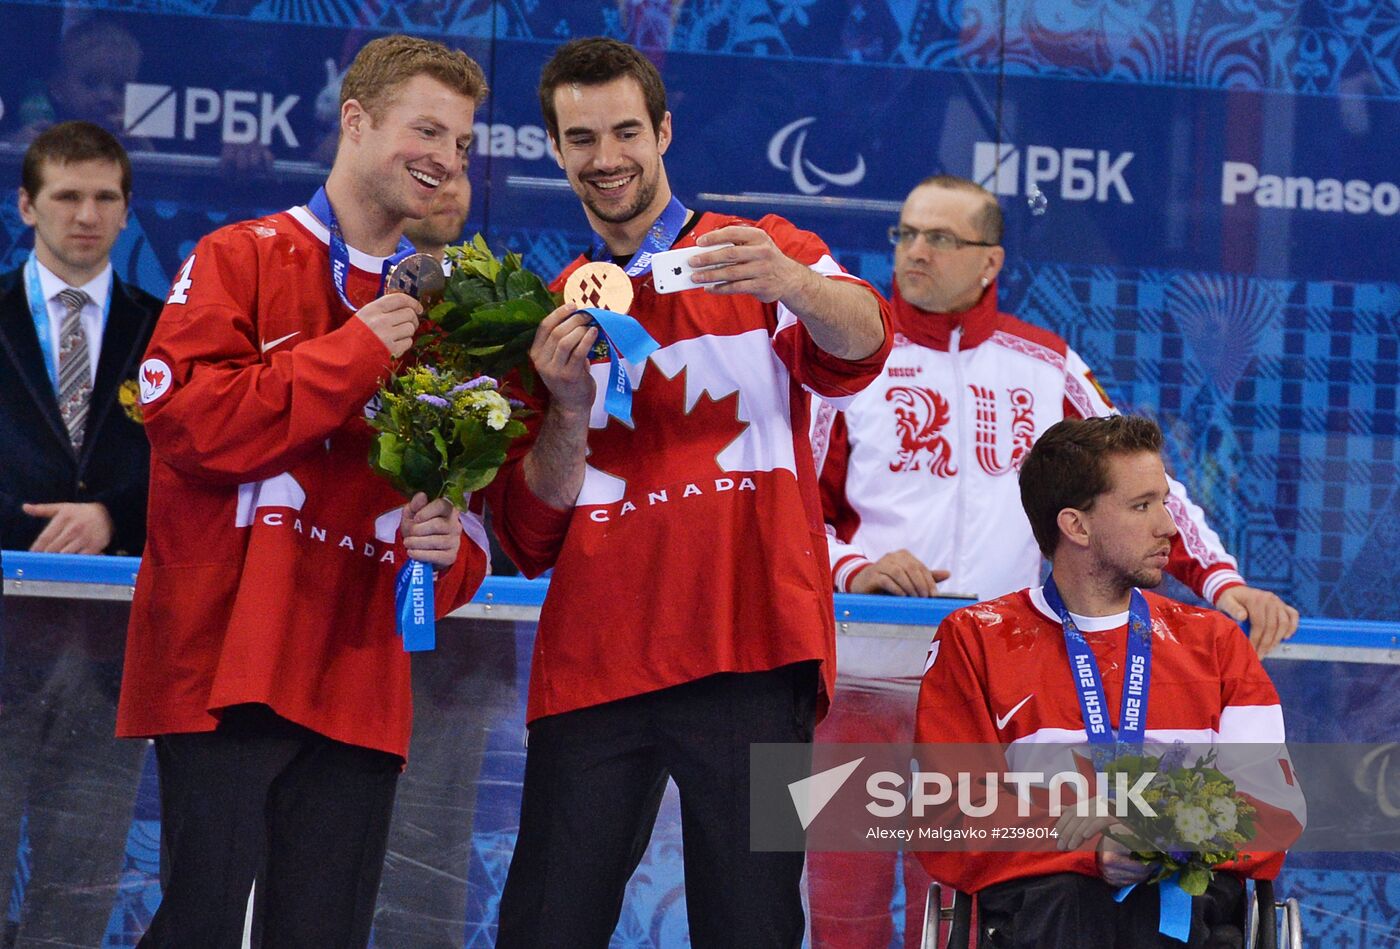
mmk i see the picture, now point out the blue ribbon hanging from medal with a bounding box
[588,194,689,278]
[383,251,449,653]
[307,186,442,652]
[1043,576,1187,942]
[307,187,419,310]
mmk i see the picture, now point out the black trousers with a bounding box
[496,661,819,949]
[138,704,401,949]
[976,871,1247,949]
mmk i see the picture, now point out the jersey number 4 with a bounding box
[167,255,197,305]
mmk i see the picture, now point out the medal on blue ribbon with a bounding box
[383,252,446,308]
[1042,574,1152,771]
[562,196,685,421]
[307,186,436,652]
[385,258,444,652]
[561,260,658,424]
[306,186,416,308]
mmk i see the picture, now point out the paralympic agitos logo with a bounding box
[768,117,867,196]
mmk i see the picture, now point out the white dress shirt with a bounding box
[33,256,112,388]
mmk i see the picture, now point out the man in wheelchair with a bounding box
[912,416,1304,947]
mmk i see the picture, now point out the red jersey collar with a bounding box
[892,280,1000,351]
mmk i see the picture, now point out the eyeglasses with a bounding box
[887,226,997,251]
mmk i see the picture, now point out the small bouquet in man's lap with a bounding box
[1102,742,1258,896]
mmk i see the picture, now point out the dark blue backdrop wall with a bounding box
[3,0,1396,622]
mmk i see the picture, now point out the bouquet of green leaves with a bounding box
[417,234,559,387]
[1103,743,1258,896]
[368,234,551,507]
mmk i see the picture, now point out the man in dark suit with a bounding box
[0,121,159,948]
[0,120,160,554]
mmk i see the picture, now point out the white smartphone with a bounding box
[651,243,733,294]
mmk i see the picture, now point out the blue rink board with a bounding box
[5,550,1396,648]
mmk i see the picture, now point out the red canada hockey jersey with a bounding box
[116,207,488,758]
[814,285,1245,603]
[487,211,892,723]
[914,588,1304,894]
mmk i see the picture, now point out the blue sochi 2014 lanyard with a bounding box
[25,252,112,392]
[395,558,435,652]
[1042,574,1152,769]
[1045,576,1186,943]
[588,194,689,278]
[306,187,414,310]
[308,186,428,651]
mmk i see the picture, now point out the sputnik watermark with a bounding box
[863,769,1157,819]
[750,742,1310,853]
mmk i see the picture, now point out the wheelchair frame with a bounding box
[920,878,1304,948]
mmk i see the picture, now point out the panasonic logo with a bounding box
[1222,161,1400,216]
[472,122,548,160]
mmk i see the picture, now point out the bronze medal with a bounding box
[384,253,447,307]
[563,261,634,314]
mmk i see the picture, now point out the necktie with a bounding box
[55,287,91,452]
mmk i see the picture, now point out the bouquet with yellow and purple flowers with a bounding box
[1103,742,1258,897]
[367,367,525,511]
[367,233,656,651]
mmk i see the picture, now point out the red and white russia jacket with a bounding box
[813,284,1245,604]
